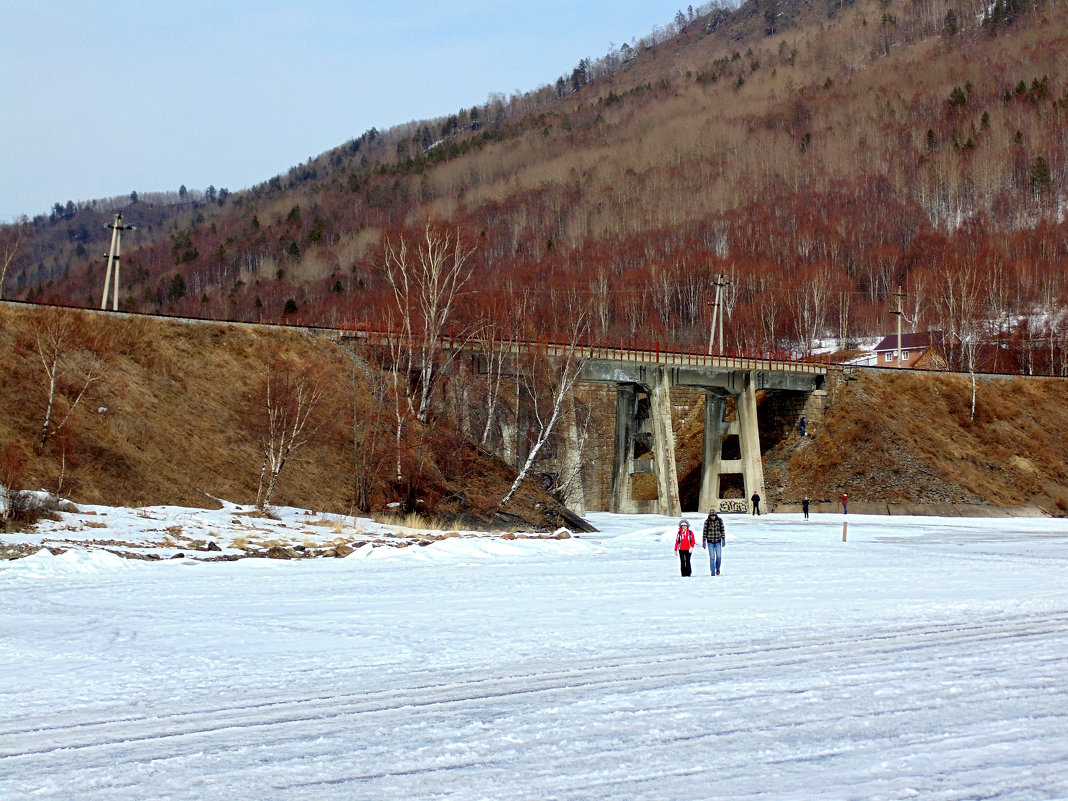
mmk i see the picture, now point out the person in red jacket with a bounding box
[675,519,695,577]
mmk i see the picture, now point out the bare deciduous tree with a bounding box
[384,311,408,485]
[33,310,104,448]
[383,222,476,423]
[343,352,388,513]
[0,443,25,524]
[473,312,522,451]
[0,219,25,301]
[252,362,325,511]
[499,302,590,509]
[935,262,984,419]
[792,264,832,356]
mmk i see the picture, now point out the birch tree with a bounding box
[252,362,325,511]
[383,222,475,423]
[792,264,832,356]
[935,262,983,419]
[33,310,104,448]
[499,303,590,509]
[476,322,519,450]
[0,444,25,524]
[0,219,24,301]
[384,312,407,485]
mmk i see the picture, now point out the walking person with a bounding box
[841,492,848,515]
[799,416,807,437]
[675,519,695,577]
[750,491,761,515]
[802,495,810,520]
[702,509,726,576]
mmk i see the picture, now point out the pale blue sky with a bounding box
[1,1,691,221]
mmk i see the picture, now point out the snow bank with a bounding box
[0,546,134,578]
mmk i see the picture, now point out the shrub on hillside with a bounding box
[0,443,25,525]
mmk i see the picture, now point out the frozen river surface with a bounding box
[2,509,1068,800]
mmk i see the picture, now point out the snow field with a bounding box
[2,510,1067,800]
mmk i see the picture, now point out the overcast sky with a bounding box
[0,1,693,222]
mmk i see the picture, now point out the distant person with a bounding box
[675,519,695,577]
[841,493,849,514]
[799,416,807,437]
[701,510,726,576]
[802,496,810,519]
[751,491,761,515]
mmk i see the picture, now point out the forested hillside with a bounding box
[4,0,1066,375]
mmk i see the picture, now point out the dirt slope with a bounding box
[762,369,1068,514]
[0,302,579,531]
[3,302,1066,522]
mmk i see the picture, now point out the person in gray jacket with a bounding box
[702,510,726,576]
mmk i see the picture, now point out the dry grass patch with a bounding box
[764,369,1068,511]
[372,511,453,532]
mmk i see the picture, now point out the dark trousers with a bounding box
[678,550,692,577]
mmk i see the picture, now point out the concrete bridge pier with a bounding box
[735,371,765,508]
[581,357,820,517]
[698,372,765,514]
[609,371,681,517]
[699,392,728,511]
[611,383,640,514]
[648,367,682,518]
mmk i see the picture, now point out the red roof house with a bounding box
[872,332,944,369]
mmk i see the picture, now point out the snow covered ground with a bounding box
[3,506,1068,800]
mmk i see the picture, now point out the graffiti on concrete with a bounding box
[719,499,749,514]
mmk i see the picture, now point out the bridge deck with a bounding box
[338,328,830,376]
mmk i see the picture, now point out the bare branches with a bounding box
[343,352,388,513]
[34,310,104,448]
[383,222,476,423]
[477,321,517,450]
[499,301,591,509]
[0,444,25,525]
[0,220,24,301]
[252,362,326,511]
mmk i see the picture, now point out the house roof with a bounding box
[873,332,937,352]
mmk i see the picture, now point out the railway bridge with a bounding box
[339,328,829,518]
[574,344,827,517]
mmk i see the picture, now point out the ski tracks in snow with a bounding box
[3,610,1067,800]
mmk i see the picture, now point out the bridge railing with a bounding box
[334,325,831,374]
[550,337,831,374]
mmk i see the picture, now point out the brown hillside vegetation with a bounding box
[3,303,1065,522]
[0,302,577,530]
[762,369,1068,513]
[6,0,1066,375]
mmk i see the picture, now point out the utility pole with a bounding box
[707,273,732,355]
[890,284,906,364]
[100,212,136,311]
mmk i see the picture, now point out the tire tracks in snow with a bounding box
[3,609,1065,776]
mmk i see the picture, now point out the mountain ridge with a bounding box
[3,0,1065,374]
